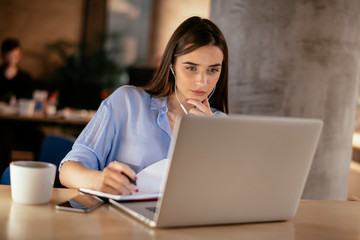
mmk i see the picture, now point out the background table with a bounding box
[0,112,89,137]
[1,185,360,240]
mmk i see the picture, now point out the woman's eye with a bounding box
[186,66,197,71]
[208,68,220,73]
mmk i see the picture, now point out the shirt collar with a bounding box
[150,95,168,111]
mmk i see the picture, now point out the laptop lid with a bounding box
[111,114,323,228]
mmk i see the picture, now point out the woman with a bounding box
[59,16,229,195]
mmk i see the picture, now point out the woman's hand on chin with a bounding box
[186,98,213,116]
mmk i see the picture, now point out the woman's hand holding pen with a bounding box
[186,98,213,116]
[95,161,138,195]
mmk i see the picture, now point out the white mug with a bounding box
[10,161,56,205]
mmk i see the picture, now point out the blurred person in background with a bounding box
[0,37,34,103]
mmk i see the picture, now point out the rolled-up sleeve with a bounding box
[59,100,116,170]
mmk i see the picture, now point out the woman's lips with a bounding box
[191,90,206,96]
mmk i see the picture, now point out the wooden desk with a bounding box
[1,185,360,240]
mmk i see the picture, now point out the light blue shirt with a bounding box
[60,85,225,173]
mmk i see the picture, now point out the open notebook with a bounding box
[79,159,168,201]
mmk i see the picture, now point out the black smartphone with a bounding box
[56,194,104,213]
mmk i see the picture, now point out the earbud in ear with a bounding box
[170,64,175,76]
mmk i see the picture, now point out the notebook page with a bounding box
[79,159,168,201]
[136,158,168,193]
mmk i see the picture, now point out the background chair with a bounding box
[39,133,75,188]
[0,166,10,185]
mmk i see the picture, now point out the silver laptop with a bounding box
[110,114,323,228]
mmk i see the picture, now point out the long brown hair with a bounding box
[142,16,229,114]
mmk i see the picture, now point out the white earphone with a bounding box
[170,64,175,76]
[170,64,188,115]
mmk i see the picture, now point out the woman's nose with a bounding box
[195,73,207,86]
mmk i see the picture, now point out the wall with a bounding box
[211,0,360,200]
[149,0,211,66]
[0,0,84,80]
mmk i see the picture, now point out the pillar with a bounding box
[211,0,360,200]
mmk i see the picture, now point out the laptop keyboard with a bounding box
[146,207,156,213]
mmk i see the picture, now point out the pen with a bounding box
[122,172,137,186]
[115,160,137,186]
[115,160,136,186]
